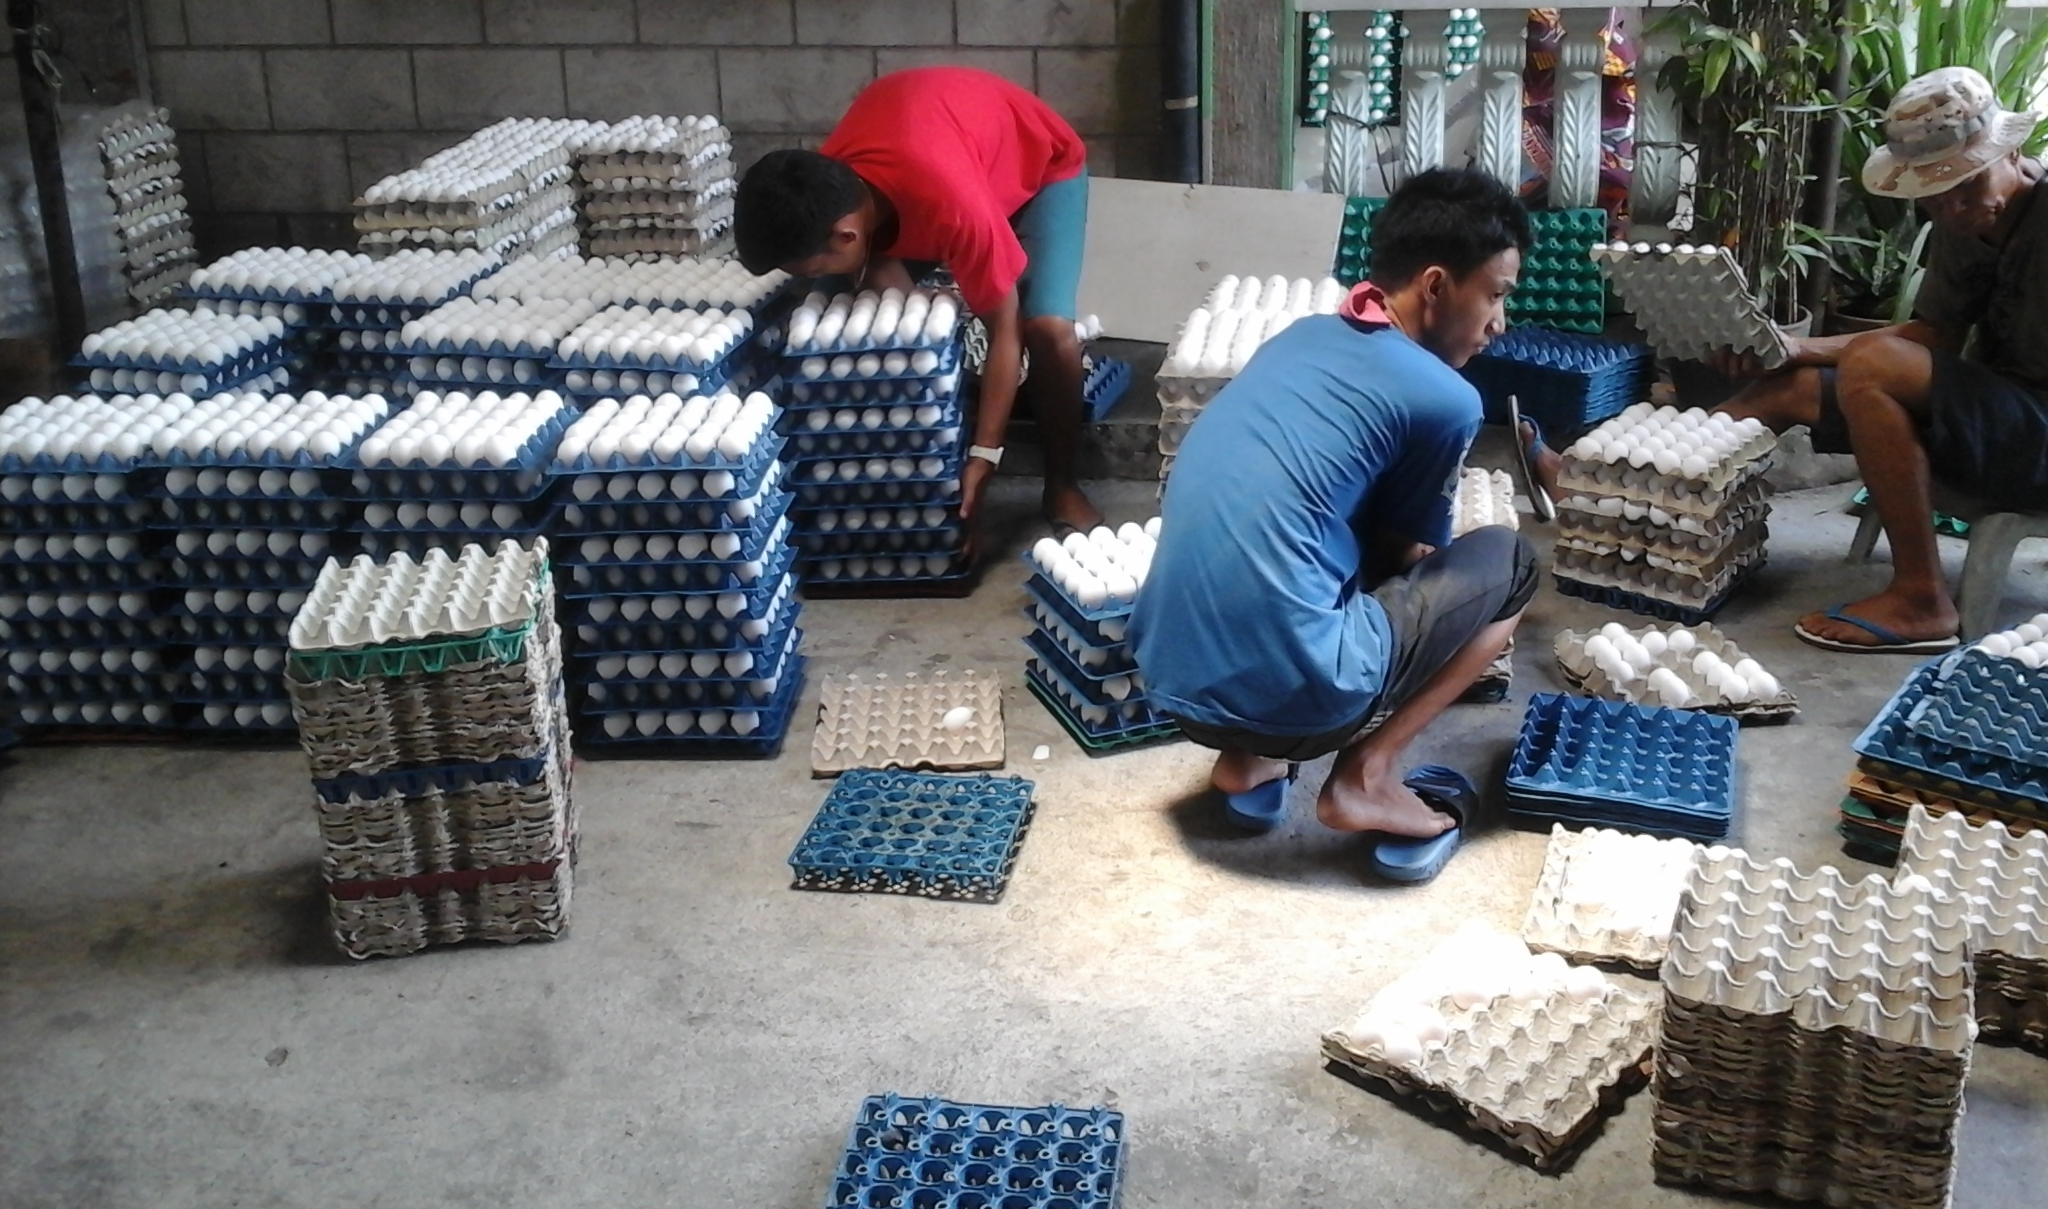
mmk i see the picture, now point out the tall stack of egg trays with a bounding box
[1652,845,1976,1209]
[317,248,502,397]
[284,540,574,959]
[1896,804,2048,1053]
[1021,520,1180,750]
[1551,402,1776,621]
[779,286,977,592]
[353,118,602,259]
[97,107,198,307]
[182,246,374,393]
[144,390,394,734]
[549,391,804,753]
[1155,274,1346,491]
[73,307,289,400]
[1,394,179,731]
[574,115,737,259]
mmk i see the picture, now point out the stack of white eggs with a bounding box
[188,247,372,300]
[79,309,287,395]
[1029,523,1158,613]
[330,248,502,309]
[786,287,958,358]
[1972,615,2048,668]
[1553,403,1777,615]
[1020,520,1173,739]
[559,305,751,378]
[553,391,776,470]
[399,296,595,359]
[96,106,197,307]
[353,390,571,559]
[0,392,185,466]
[357,390,567,471]
[314,249,503,398]
[357,117,603,257]
[473,254,785,312]
[574,115,737,258]
[1573,621,1782,711]
[148,390,390,465]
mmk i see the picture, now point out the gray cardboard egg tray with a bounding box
[1896,804,2048,1052]
[1555,479,1769,564]
[1556,515,1766,585]
[1591,244,1792,369]
[1552,540,1765,607]
[1555,438,1775,519]
[354,148,575,221]
[1321,939,1660,1170]
[1451,468,1518,537]
[1652,845,1975,1209]
[810,669,1004,776]
[326,852,572,961]
[1554,621,1798,721]
[1521,824,1702,970]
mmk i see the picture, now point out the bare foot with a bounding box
[1212,750,1289,795]
[1316,760,1456,837]
[1042,481,1105,535]
[1798,589,1959,647]
[1518,419,1562,503]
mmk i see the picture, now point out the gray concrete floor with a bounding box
[4,458,2047,1209]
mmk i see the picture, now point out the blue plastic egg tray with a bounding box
[794,527,966,561]
[795,501,960,534]
[1552,565,1761,626]
[1021,576,1131,648]
[1854,659,2048,809]
[823,1094,1125,1209]
[574,612,800,689]
[4,671,166,705]
[1908,650,2048,767]
[789,446,964,490]
[559,529,794,597]
[559,446,784,506]
[800,550,969,589]
[398,370,565,399]
[784,377,956,410]
[180,280,331,307]
[1506,693,1737,840]
[566,585,798,654]
[167,557,325,590]
[171,587,307,619]
[353,498,553,539]
[1460,329,1652,436]
[1082,356,1134,422]
[163,613,292,645]
[158,497,350,529]
[1024,655,1177,752]
[562,496,790,566]
[0,501,154,532]
[1020,562,1139,627]
[2,535,150,566]
[551,429,783,478]
[784,340,963,385]
[566,538,796,610]
[575,655,804,757]
[79,357,289,402]
[783,317,963,359]
[310,745,555,805]
[554,487,788,539]
[142,465,349,497]
[0,560,165,592]
[352,411,572,482]
[168,668,289,704]
[778,388,961,428]
[0,616,166,649]
[0,448,147,476]
[1,471,136,503]
[793,479,961,510]
[784,427,962,461]
[351,461,562,504]
[1022,597,1136,678]
[1022,632,1149,712]
[352,529,538,561]
[789,770,1037,903]
[184,702,298,733]
[71,335,284,374]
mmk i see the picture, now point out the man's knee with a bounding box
[1452,525,1538,619]
[1021,314,1079,356]
[1836,333,1934,413]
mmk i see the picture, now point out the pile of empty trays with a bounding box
[1652,847,1976,1209]
[1457,328,1651,435]
[551,391,804,754]
[1594,241,1793,369]
[780,286,975,594]
[574,115,736,258]
[822,1094,1126,1209]
[1896,804,2048,1052]
[1521,824,1701,969]
[789,770,1035,901]
[1555,620,1794,723]
[810,669,1003,775]
[97,107,197,307]
[285,540,574,959]
[1553,402,1776,621]
[1154,273,1346,490]
[1023,520,1180,751]
[1321,922,1659,1170]
[1846,617,2048,859]
[1507,693,1738,841]
[353,117,596,258]
[1452,467,1518,703]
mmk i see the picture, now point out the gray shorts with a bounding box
[1171,525,1539,762]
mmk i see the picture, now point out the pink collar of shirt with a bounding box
[1340,281,1394,327]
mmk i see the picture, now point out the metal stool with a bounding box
[1847,483,2048,639]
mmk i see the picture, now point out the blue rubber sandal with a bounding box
[1509,396,1557,523]
[1368,765,1478,883]
[1223,763,1301,833]
[1793,606,1959,654]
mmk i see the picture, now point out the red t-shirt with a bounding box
[820,67,1087,314]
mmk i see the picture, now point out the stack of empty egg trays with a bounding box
[354,117,601,258]
[182,246,374,388]
[285,540,573,960]
[1507,210,1610,334]
[1897,804,2048,1052]
[1507,693,1738,841]
[1021,521,1179,751]
[0,395,181,732]
[98,107,197,306]
[1652,846,1976,1209]
[781,287,977,594]
[1156,273,1347,488]
[1555,620,1795,723]
[1321,922,1659,1171]
[789,770,1036,901]
[74,307,290,399]
[822,1094,1127,1209]
[309,248,503,397]
[1594,240,1792,368]
[574,115,736,258]
[1457,328,1651,435]
[348,389,574,562]
[1552,403,1777,621]
[551,391,804,755]
[142,391,394,734]
[1451,468,1517,703]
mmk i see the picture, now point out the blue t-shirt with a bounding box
[1128,315,1479,735]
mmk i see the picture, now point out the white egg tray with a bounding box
[1452,468,1518,537]
[356,180,577,234]
[99,107,174,158]
[1592,242,1792,368]
[1024,522,1159,621]
[1554,620,1796,719]
[1556,481,1770,561]
[809,669,1005,776]
[0,395,186,472]
[583,230,733,259]
[1896,804,2048,1048]
[289,540,547,653]
[357,117,600,211]
[554,304,750,372]
[1553,541,1764,606]
[1158,272,1348,381]
[785,287,962,357]
[1321,923,1658,1169]
[1557,407,1776,507]
[354,390,571,474]
[1522,824,1702,969]
[185,247,375,304]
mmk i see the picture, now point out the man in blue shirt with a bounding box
[1128,169,1539,881]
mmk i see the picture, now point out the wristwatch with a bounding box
[968,444,1004,467]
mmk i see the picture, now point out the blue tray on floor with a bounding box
[1506,694,1737,833]
[1083,356,1134,421]
[789,770,1037,902]
[1854,659,2048,809]
[823,1093,1125,1209]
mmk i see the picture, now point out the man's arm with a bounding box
[961,286,1022,520]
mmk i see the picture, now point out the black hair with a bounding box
[733,149,867,275]
[1367,168,1532,290]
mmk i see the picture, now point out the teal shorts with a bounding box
[1010,170,1089,321]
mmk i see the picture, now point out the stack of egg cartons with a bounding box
[74,308,290,399]
[1653,847,1975,1209]
[184,247,375,391]
[314,249,502,397]
[1552,403,1776,621]
[1022,520,1180,750]
[780,286,974,593]
[146,391,391,734]
[1155,274,1347,490]
[393,295,593,398]
[574,115,736,259]
[285,540,573,959]
[354,118,602,259]
[97,107,197,306]
[550,391,803,753]
[349,390,574,562]
[0,395,180,731]
[1896,804,2048,1053]
[1593,241,1791,369]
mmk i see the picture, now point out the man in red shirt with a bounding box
[735,66,1103,540]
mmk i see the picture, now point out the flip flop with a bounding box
[1368,764,1478,883]
[1508,396,1557,523]
[1223,762,1301,833]
[1793,606,1960,654]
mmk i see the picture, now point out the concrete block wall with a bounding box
[137,0,1163,257]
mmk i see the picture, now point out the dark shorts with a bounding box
[899,171,1089,320]
[1816,352,2048,511]
[1171,525,1540,762]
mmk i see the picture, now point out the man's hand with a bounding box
[1708,333,1820,379]
[959,454,997,521]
